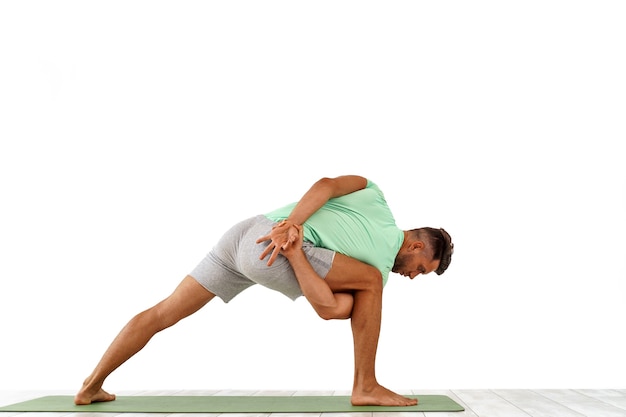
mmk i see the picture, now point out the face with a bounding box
[392,241,440,279]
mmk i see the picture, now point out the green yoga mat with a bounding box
[0,395,464,413]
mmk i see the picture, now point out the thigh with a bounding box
[190,216,260,302]
[324,252,383,293]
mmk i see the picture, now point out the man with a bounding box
[74,175,453,407]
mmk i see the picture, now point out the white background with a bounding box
[1,1,624,393]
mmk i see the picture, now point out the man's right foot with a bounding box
[74,387,116,405]
[351,384,418,406]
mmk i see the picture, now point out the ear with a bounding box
[410,240,425,251]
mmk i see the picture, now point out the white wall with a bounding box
[1,1,624,392]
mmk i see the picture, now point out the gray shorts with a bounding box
[190,215,335,302]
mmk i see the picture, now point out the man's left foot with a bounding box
[74,387,116,405]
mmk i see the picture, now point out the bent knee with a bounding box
[363,267,383,291]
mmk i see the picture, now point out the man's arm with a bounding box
[281,224,354,320]
[283,175,367,225]
[257,175,367,266]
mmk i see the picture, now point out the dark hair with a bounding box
[414,227,454,275]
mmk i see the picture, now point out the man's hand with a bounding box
[279,224,304,261]
[256,220,302,266]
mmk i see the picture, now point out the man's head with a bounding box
[392,227,454,279]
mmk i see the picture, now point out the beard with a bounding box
[392,252,409,273]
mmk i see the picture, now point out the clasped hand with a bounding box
[256,220,303,266]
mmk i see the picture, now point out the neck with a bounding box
[401,230,411,250]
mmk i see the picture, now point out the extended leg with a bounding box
[74,276,215,405]
[325,253,417,406]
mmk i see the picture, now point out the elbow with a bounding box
[313,293,354,321]
[318,309,335,321]
[317,307,350,321]
[312,301,341,321]
[315,177,334,186]
[313,177,336,197]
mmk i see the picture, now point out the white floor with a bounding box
[1,389,626,417]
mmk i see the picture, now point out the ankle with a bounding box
[353,377,379,392]
[81,375,102,392]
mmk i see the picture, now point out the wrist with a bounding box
[284,218,303,228]
[283,248,305,262]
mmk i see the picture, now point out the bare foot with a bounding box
[351,384,418,406]
[74,386,116,405]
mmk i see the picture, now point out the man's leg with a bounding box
[74,276,215,405]
[324,253,417,406]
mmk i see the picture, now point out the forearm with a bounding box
[280,225,353,320]
[287,250,337,308]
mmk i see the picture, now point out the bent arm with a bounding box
[285,175,368,225]
[283,228,354,320]
[281,225,353,320]
[258,175,368,266]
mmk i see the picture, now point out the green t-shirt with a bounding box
[265,180,403,286]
